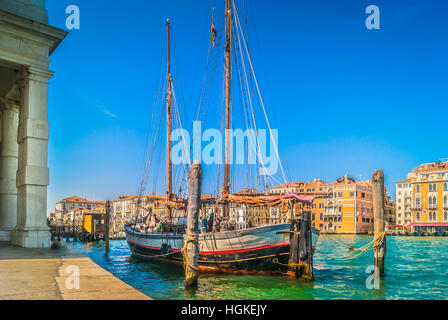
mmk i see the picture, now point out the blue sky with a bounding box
[45,0,448,212]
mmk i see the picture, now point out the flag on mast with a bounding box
[211,22,217,47]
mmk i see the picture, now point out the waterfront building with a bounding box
[269,182,306,194]
[398,160,448,233]
[270,175,392,234]
[385,196,396,226]
[231,189,270,227]
[55,196,105,213]
[112,194,185,230]
[322,175,374,234]
[112,195,138,222]
[0,0,66,247]
[396,179,414,226]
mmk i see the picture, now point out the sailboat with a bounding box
[125,1,319,275]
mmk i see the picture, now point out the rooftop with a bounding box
[58,196,105,204]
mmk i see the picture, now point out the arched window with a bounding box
[416,185,420,193]
[433,184,437,192]
[416,212,420,221]
[444,183,448,191]
[444,195,448,207]
[416,197,421,207]
[429,196,433,206]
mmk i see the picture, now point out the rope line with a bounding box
[317,232,387,261]
[181,235,199,271]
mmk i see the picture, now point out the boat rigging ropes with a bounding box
[137,55,168,205]
[171,87,190,198]
[195,7,223,128]
[232,0,288,188]
[232,19,270,192]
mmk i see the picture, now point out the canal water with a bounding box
[70,235,448,300]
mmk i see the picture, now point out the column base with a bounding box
[11,227,51,248]
[0,230,12,242]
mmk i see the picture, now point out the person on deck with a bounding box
[202,216,208,233]
[208,212,215,233]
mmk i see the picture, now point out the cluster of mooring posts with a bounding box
[181,167,388,287]
[286,211,314,280]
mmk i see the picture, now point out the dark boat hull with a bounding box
[125,223,319,275]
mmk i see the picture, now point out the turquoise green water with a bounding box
[71,235,448,300]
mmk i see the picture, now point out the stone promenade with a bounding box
[0,243,150,300]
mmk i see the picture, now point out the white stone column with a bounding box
[11,67,53,248]
[0,100,19,242]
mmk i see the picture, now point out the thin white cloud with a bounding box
[101,107,117,118]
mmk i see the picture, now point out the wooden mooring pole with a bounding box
[184,161,203,288]
[372,169,386,278]
[105,200,111,254]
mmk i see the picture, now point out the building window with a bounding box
[416,212,420,221]
[429,212,437,222]
[416,185,420,193]
[444,195,448,208]
[444,183,448,191]
[429,196,437,208]
[444,211,448,222]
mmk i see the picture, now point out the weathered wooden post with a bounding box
[298,211,314,280]
[184,161,203,288]
[105,200,111,254]
[372,170,386,277]
[287,201,299,277]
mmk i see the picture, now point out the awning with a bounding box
[388,225,404,228]
[408,223,448,227]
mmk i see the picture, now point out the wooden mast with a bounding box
[223,0,232,218]
[166,19,173,220]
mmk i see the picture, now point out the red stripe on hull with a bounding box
[199,243,289,255]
